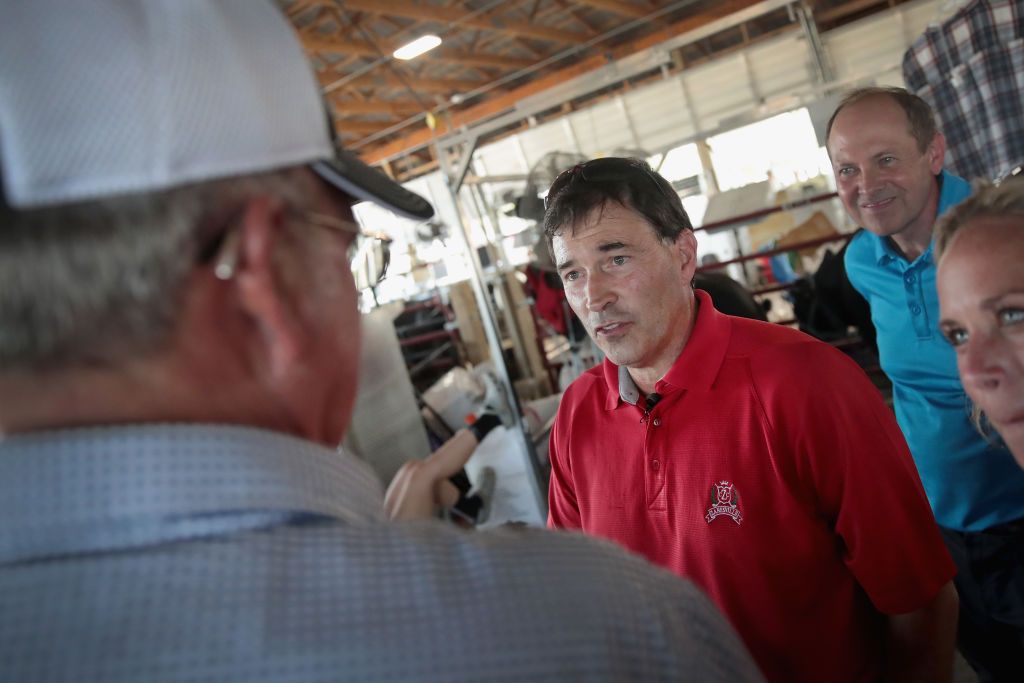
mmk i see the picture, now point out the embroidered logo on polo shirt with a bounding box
[705,480,742,525]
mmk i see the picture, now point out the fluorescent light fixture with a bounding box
[392,35,442,60]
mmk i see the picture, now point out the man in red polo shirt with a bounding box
[543,157,958,683]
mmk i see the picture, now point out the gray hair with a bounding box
[0,169,308,371]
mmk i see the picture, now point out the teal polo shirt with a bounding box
[845,170,1024,531]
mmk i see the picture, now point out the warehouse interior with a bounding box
[280,0,999,527]
[6,1,1024,680]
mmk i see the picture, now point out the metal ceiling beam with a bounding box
[338,0,587,44]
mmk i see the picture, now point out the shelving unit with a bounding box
[393,294,464,395]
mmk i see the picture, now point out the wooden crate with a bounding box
[448,280,490,366]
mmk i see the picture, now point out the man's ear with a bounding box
[232,196,306,379]
[927,132,946,175]
[675,229,699,281]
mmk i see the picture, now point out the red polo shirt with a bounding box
[549,290,955,683]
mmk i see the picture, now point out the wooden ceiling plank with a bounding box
[511,37,544,59]
[432,48,533,69]
[569,0,648,20]
[298,8,338,35]
[302,34,534,69]
[325,6,362,40]
[286,0,320,18]
[562,5,601,35]
[303,35,382,57]
[317,67,482,95]
[361,0,761,164]
[340,0,586,44]
[527,0,543,22]
[534,1,610,39]
[334,118,403,135]
[329,98,423,116]
[332,54,363,70]
[815,0,889,24]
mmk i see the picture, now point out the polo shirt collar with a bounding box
[603,289,731,409]
[872,234,907,266]
[616,364,641,406]
[872,238,935,269]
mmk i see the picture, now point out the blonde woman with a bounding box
[936,177,1024,468]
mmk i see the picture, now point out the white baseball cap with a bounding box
[0,0,434,221]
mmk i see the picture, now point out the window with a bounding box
[707,109,825,192]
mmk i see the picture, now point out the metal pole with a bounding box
[796,1,834,84]
[435,137,548,519]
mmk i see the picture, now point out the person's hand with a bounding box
[384,429,477,521]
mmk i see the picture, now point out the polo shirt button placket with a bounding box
[902,266,930,337]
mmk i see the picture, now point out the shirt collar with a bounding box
[873,239,936,268]
[0,424,384,563]
[603,289,731,409]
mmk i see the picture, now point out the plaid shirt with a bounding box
[903,0,1024,181]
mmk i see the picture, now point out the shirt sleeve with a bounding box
[755,341,956,615]
[547,401,582,530]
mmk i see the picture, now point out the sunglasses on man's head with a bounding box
[543,157,667,210]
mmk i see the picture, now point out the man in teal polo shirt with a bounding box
[828,86,1024,682]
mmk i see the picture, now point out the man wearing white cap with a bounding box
[0,2,763,681]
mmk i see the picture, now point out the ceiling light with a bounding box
[392,35,442,61]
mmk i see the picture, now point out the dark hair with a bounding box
[826,86,938,152]
[542,157,692,243]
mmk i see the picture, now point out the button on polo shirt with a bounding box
[872,242,933,337]
[549,290,955,683]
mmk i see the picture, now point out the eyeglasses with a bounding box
[543,157,668,210]
[211,210,392,288]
